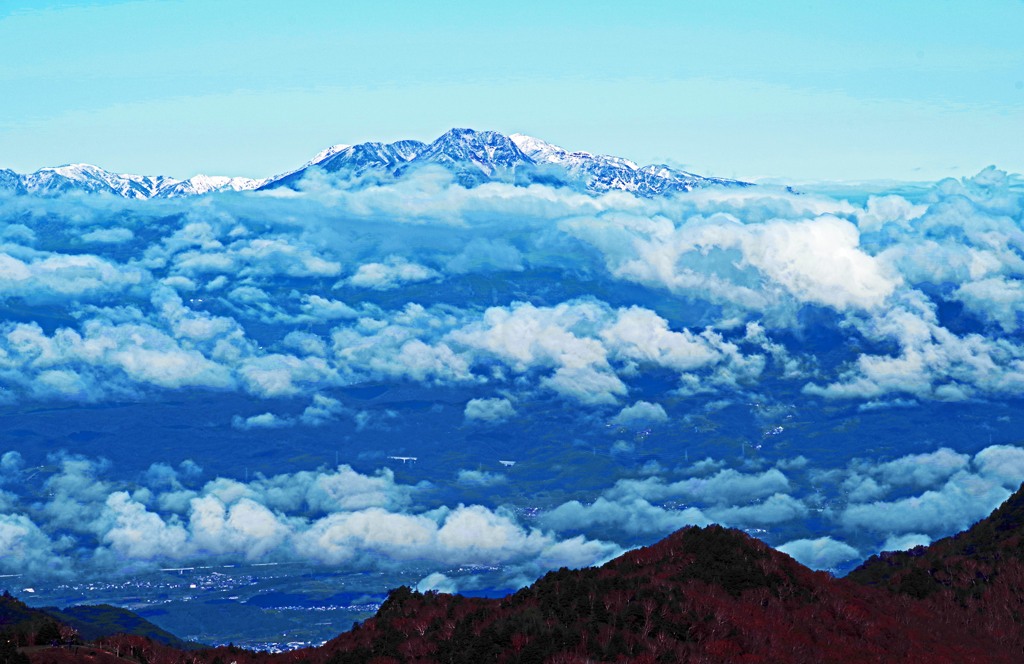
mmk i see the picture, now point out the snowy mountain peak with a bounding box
[425,128,533,161]
[4,162,264,199]
[509,133,573,161]
[260,128,749,195]
[21,163,171,198]
[413,128,535,183]
[42,163,107,178]
[307,144,352,166]
[2,128,749,200]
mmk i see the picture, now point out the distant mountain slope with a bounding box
[43,605,197,650]
[0,594,196,651]
[0,592,53,638]
[0,129,748,200]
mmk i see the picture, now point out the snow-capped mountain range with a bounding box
[0,129,748,199]
[0,163,263,199]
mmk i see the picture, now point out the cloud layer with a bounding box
[1,166,1023,587]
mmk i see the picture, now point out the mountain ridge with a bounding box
[0,129,749,200]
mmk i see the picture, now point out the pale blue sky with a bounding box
[1,0,1021,181]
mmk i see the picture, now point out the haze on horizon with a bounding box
[0,0,1022,182]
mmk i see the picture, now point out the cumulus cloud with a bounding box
[838,473,1008,537]
[561,211,899,323]
[3,168,1021,411]
[777,537,860,570]
[879,533,931,552]
[464,397,515,422]
[446,299,758,403]
[232,412,294,430]
[838,443,1024,537]
[606,468,792,506]
[417,571,459,594]
[456,469,508,487]
[347,256,441,290]
[706,493,808,526]
[445,238,524,274]
[0,513,72,577]
[540,497,710,536]
[5,163,1024,597]
[0,251,148,302]
[850,447,970,491]
[0,454,618,583]
[611,400,668,426]
[539,465,810,540]
[81,227,134,244]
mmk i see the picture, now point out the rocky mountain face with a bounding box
[0,129,749,200]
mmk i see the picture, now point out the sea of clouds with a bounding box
[1,164,1023,589]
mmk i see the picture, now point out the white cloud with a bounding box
[81,227,134,244]
[445,238,524,274]
[706,493,808,526]
[540,497,710,536]
[101,492,189,559]
[348,255,441,290]
[0,513,71,578]
[0,251,148,301]
[839,470,1011,536]
[561,211,899,321]
[298,394,348,426]
[464,397,515,422]
[611,400,668,426]
[858,447,970,489]
[879,533,931,552]
[607,468,792,506]
[856,195,927,234]
[232,412,294,430]
[974,445,1024,487]
[777,537,860,570]
[954,277,1024,332]
[456,469,508,487]
[7,163,1024,597]
[417,571,458,594]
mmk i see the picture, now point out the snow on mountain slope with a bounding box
[0,168,25,194]
[510,132,743,195]
[409,128,535,183]
[155,174,264,198]
[1,129,749,199]
[20,163,174,199]
[261,128,746,195]
[307,143,352,166]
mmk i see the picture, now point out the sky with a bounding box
[0,0,1022,182]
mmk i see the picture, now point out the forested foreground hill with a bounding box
[12,483,1024,663]
[315,525,1003,664]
